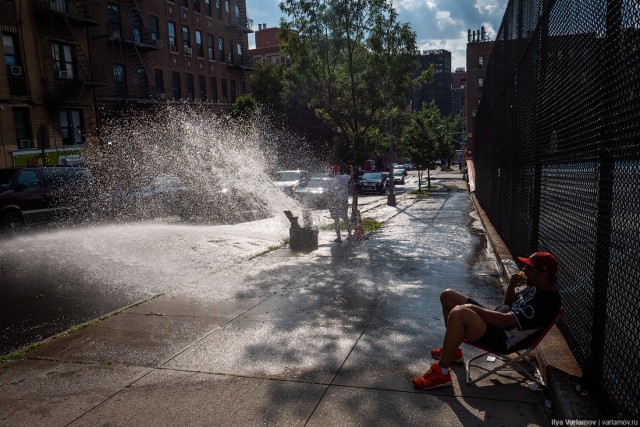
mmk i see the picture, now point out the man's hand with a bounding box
[504,273,526,305]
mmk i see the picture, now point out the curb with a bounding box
[470,193,601,420]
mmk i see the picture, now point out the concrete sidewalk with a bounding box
[1,172,575,426]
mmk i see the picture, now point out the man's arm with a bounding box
[504,273,526,305]
[465,304,519,329]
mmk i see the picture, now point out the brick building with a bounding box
[248,25,289,66]
[465,31,494,155]
[0,0,253,168]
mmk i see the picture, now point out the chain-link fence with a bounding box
[473,0,639,418]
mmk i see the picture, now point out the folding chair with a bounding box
[464,308,564,386]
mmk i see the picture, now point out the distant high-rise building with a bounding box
[411,49,452,116]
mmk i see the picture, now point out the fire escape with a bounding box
[225,0,253,95]
[119,0,161,101]
[33,0,104,110]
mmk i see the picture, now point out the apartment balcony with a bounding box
[226,54,254,71]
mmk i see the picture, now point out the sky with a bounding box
[245,0,509,70]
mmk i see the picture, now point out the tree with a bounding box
[401,101,443,190]
[279,0,419,168]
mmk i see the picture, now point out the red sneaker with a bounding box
[430,347,464,363]
[412,363,452,390]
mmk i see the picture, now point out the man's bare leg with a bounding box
[438,305,487,369]
[440,289,471,325]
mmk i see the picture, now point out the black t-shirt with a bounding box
[496,286,562,351]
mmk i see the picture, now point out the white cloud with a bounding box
[475,0,506,16]
[436,10,459,30]
[417,30,469,70]
[394,0,438,11]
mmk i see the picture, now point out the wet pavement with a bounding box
[1,170,556,426]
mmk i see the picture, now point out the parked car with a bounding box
[106,175,188,219]
[0,166,92,233]
[393,164,408,176]
[392,169,406,185]
[176,180,271,224]
[273,170,309,194]
[294,174,333,209]
[359,172,387,194]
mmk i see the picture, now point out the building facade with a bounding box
[248,25,289,66]
[465,37,494,155]
[411,49,452,116]
[0,0,252,168]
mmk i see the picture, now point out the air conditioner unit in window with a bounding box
[58,70,69,79]
[155,39,163,48]
[19,139,31,149]
[10,66,23,76]
[184,46,192,55]
[109,28,120,41]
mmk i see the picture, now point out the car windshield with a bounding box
[275,171,300,181]
[363,173,382,180]
[0,169,18,191]
[393,170,403,176]
[304,178,331,188]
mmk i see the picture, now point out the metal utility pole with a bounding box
[387,118,396,206]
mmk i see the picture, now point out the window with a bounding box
[216,0,222,18]
[199,75,206,100]
[230,80,236,102]
[17,170,41,188]
[218,37,225,61]
[168,22,177,51]
[182,26,191,48]
[193,0,200,13]
[114,64,126,96]
[181,0,188,7]
[204,0,211,16]
[225,0,229,13]
[478,77,484,88]
[478,55,484,68]
[150,16,160,41]
[240,80,246,95]
[236,42,242,63]
[221,78,227,102]
[107,3,120,25]
[59,110,84,145]
[3,34,18,67]
[186,74,194,100]
[132,13,142,43]
[13,108,31,144]
[235,4,240,24]
[155,69,165,96]
[52,42,75,78]
[210,77,217,102]
[172,71,181,99]
[195,31,203,57]
[227,40,233,63]
[207,34,215,60]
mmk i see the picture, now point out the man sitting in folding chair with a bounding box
[413,252,562,390]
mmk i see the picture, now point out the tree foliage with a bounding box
[279,0,419,166]
[401,101,446,190]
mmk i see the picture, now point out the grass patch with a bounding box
[321,217,384,233]
[248,241,286,260]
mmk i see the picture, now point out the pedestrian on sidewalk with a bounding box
[413,252,562,389]
[329,164,353,243]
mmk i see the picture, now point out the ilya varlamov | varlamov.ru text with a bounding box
[551,420,639,426]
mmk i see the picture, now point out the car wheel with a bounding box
[1,211,25,234]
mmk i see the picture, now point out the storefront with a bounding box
[10,146,83,167]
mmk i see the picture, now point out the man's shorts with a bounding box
[466,297,509,354]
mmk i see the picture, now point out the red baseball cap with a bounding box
[518,252,558,276]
